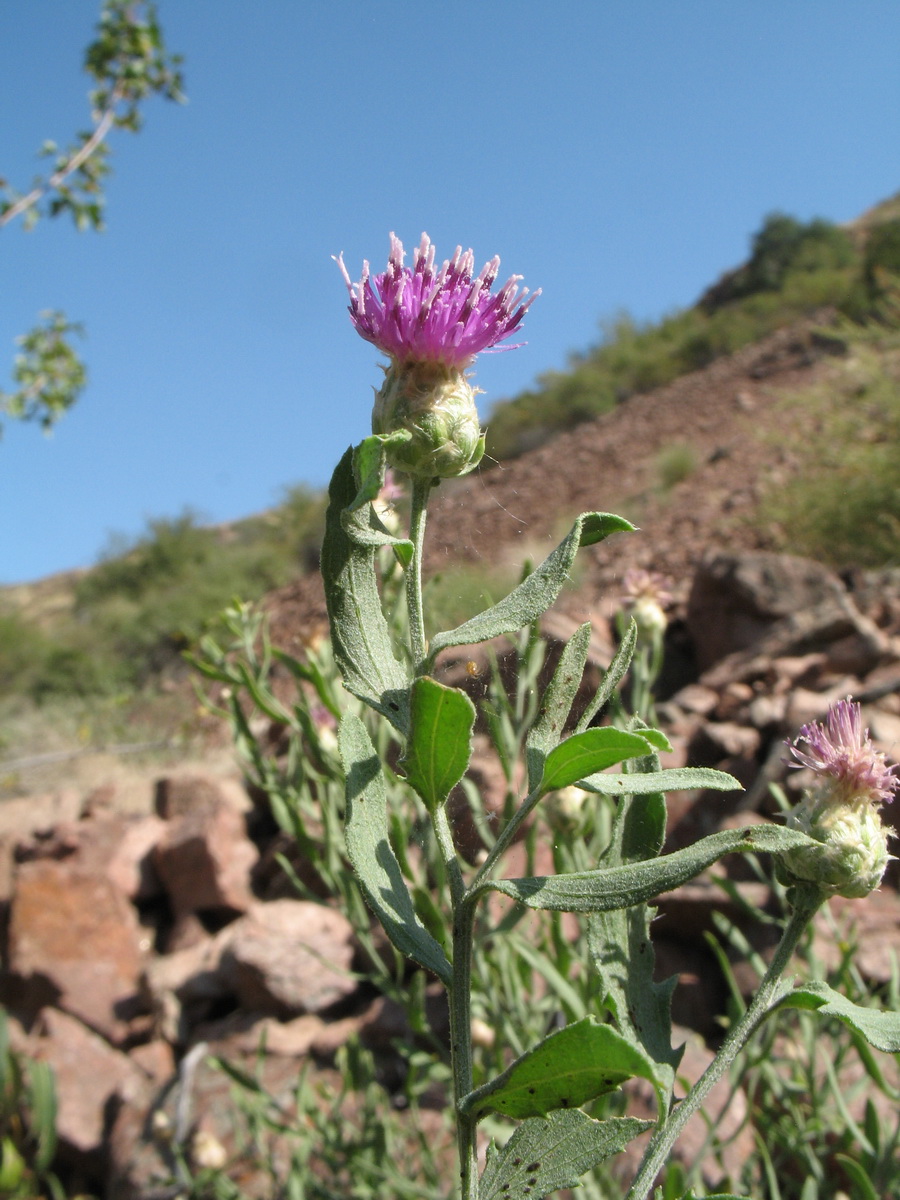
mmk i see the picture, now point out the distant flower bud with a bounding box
[780,698,897,898]
[544,785,589,832]
[621,568,672,640]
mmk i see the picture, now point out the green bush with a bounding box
[761,341,900,568]
[863,218,900,292]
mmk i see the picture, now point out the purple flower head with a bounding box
[335,232,540,367]
[786,697,899,807]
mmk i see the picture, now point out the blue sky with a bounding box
[2,1,898,584]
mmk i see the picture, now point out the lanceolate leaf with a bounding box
[339,714,451,984]
[427,511,634,662]
[590,742,679,1100]
[321,449,411,732]
[580,766,742,796]
[778,980,900,1053]
[400,676,476,812]
[525,622,592,790]
[538,727,654,794]
[576,617,637,733]
[480,1112,651,1200]
[459,1017,657,1121]
[479,825,816,914]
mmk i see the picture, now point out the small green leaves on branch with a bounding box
[0,312,85,435]
[1,1,184,233]
[538,727,663,794]
[480,1111,652,1200]
[322,449,412,732]
[525,621,592,791]
[579,765,742,796]
[459,1017,657,1121]
[400,676,475,813]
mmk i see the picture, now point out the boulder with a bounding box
[153,800,258,917]
[221,900,358,1017]
[6,859,146,1038]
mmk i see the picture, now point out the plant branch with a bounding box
[0,91,121,230]
[625,882,825,1200]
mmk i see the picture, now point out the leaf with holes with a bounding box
[459,1017,656,1121]
[480,1111,651,1200]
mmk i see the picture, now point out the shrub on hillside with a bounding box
[761,339,900,568]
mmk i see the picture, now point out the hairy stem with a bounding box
[450,895,480,1200]
[406,477,432,675]
[626,883,825,1200]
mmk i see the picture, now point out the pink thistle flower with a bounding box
[786,697,899,808]
[335,232,539,367]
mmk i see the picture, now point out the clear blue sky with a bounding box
[2,1,898,584]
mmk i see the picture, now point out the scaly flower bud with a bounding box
[373,359,483,479]
[621,568,673,640]
[780,698,897,898]
[335,232,538,478]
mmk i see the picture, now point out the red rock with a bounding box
[222,900,358,1016]
[154,771,250,819]
[153,800,258,916]
[63,813,167,902]
[7,859,145,1037]
[29,1007,146,1161]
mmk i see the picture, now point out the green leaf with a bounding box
[427,511,635,661]
[637,727,673,753]
[589,742,679,1103]
[480,1112,651,1200]
[339,714,451,984]
[481,825,817,914]
[321,449,411,732]
[459,1017,657,1121]
[834,1154,879,1200]
[580,766,742,796]
[778,980,900,1053]
[26,1060,57,1171]
[400,676,476,813]
[340,500,414,567]
[539,727,654,794]
[525,622,592,790]
[576,618,637,732]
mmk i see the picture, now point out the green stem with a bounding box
[469,784,543,892]
[407,477,432,674]
[450,895,480,1200]
[626,883,825,1200]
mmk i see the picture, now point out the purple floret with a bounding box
[786,697,899,806]
[335,232,539,367]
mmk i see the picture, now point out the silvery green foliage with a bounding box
[317,438,900,1200]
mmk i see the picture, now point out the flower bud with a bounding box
[372,359,484,479]
[544,785,589,833]
[780,698,897,899]
[779,793,890,899]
